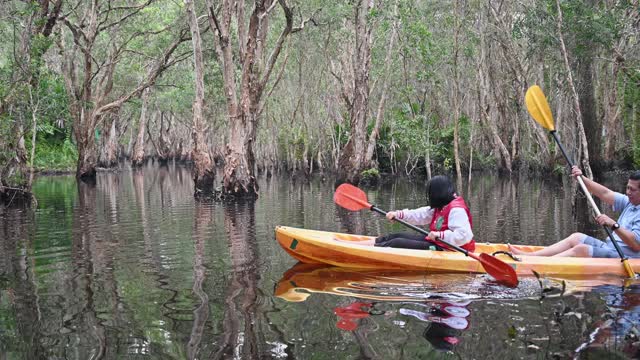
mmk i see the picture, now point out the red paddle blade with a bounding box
[478,253,519,288]
[334,184,371,211]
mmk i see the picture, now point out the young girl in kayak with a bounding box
[374,175,475,251]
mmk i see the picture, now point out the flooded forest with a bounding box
[2,1,640,359]
[0,0,639,200]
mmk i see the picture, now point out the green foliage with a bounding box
[361,167,380,180]
[292,131,306,161]
[21,71,75,171]
[30,138,77,172]
[471,152,497,170]
[276,127,308,163]
[399,12,439,82]
[360,167,380,186]
[333,122,351,148]
[4,169,26,186]
[377,99,476,174]
[29,34,54,68]
[622,70,640,167]
[557,0,622,54]
[553,164,566,176]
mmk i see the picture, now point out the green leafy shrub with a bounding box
[361,167,380,179]
[31,138,77,172]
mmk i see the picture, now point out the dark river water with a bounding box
[1,163,639,359]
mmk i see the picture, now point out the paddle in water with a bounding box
[525,85,636,279]
[334,183,519,288]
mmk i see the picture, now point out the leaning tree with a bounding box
[58,0,189,180]
[206,0,313,197]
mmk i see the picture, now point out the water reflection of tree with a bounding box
[187,199,212,359]
[0,208,47,358]
[214,200,259,359]
[97,171,129,355]
[101,170,120,223]
[336,205,367,236]
[68,181,106,358]
[468,175,579,246]
[131,166,182,337]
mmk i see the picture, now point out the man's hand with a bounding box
[595,214,616,228]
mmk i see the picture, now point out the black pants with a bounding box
[374,232,443,250]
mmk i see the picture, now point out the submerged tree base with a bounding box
[0,186,34,207]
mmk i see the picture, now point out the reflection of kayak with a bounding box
[274,263,486,302]
[275,226,640,278]
[274,262,573,302]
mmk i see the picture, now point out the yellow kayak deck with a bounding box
[275,226,640,278]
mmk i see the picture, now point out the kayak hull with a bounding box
[275,226,640,278]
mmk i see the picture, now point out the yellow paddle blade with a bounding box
[623,259,637,279]
[525,85,555,131]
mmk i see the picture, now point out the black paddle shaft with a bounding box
[550,131,629,262]
[369,205,470,256]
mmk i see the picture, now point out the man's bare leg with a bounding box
[552,244,592,257]
[508,233,586,256]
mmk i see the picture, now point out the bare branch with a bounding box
[206,0,225,60]
[291,8,321,33]
[259,0,279,20]
[328,59,352,111]
[259,0,293,92]
[98,0,154,32]
[39,0,63,37]
[237,0,246,55]
[61,17,90,49]
[258,40,290,117]
[95,28,190,117]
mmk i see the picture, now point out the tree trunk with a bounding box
[602,6,636,162]
[476,18,512,172]
[223,111,258,195]
[577,45,600,170]
[157,112,173,163]
[101,116,118,168]
[207,0,294,196]
[452,0,463,188]
[28,88,39,187]
[605,56,624,163]
[335,0,373,186]
[74,111,98,181]
[185,0,214,194]
[364,0,398,168]
[556,0,593,177]
[131,88,152,167]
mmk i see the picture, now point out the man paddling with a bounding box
[509,166,640,258]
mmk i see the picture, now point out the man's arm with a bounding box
[615,227,640,252]
[572,166,616,206]
[596,214,640,252]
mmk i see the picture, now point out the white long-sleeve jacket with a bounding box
[394,206,474,247]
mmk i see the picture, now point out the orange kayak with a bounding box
[275,226,640,278]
